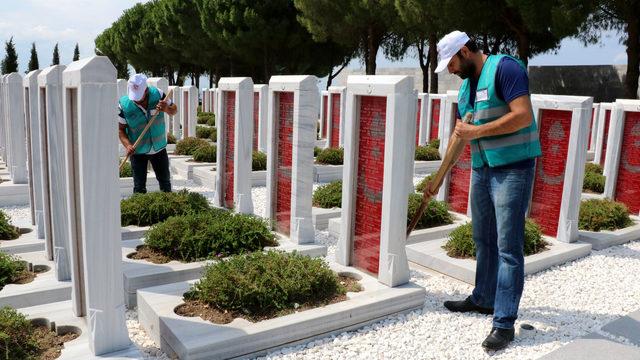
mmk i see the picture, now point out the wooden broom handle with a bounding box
[407,112,473,237]
[118,88,174,171]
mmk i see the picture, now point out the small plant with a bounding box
[193,145,217,163]
[584,163,603,175]
[209,127,217,142]
[120,190,211,227]
[314,146,322,157]
[252,151,267,171]
[428,138,440,149]
[207,114,216,127]
[313,181,342,208]
[582,163,605,193]
[167,133,177,144]
[0,307,40,359]
[196,126,214,139]
[407,193,453,230]
[143,210,277,262]
[185,251,345,319]
[443,219,548,258]
[119,161,132,178]
[0,211,20,240]
[415,174,435,193]
[197,112,215,127]
[415,145,441,161]
[0,252,26,290]
[175,137,209,156]
[579,198,633,232]
[316,148,343,165]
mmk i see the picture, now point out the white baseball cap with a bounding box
[435,31,471,73]
[127,73,148,101]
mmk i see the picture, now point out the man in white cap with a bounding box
[118,73,177,193]
[423,31,541,351]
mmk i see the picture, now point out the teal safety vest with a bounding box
[458,54,541,168]
[119,86,167,155]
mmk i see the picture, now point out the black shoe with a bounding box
[443,296,494,315]
[482,327,515,351]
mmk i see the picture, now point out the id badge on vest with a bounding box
[476,88,488,102]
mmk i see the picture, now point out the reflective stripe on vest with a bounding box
[458,54,541,168]
[119,86,167,155]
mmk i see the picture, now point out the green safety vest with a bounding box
[119,86,167,155]
[458,54,541,168]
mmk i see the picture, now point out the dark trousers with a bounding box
[130,148,171,193]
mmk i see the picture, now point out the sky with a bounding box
[0,0,629,80]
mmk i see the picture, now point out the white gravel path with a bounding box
[5,180,640,360]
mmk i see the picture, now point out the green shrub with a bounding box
[428,138,440,149]
[443,219,547,258]
[579,199,633,232]
[415,174,435,193]
[583,171,605,193]
[209,127,217,142]
[207,114,216,127]
[0,252,26,290]
[252,151,267,171]
[407,193,453,230]
[121,190,211,227]
[197,112,215,127]
[584,163,603,175]
[316,148,343,165]
[196,126,214,139]
[119,161,132,178]
[415,145,441,161]
[175,137,209,156]
[193,145,217,163]
[314,146,322,157]
[0,307,40,359]
[144,210,277,261]
[186,251,344,319]
[167,133,176,144]
[0,211,20,240]
[313,181,342,208]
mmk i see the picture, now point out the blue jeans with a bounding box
[469,165,534,329]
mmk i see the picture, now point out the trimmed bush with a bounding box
[443,219,548,259]
[407,193,453,230]
[196,126,214,139]
[197,112,214,125]
[583,171,605,193]
[0,307,40,359]
[316,148,343,165]
[175,137,209,156]
[252,151,267,171]
[207,114,216,127]
[193,145,217,163]
[428,138,440,149]
[415,145,441,161]
[120,190,211,227]
[0,252,26,290]
[584,163,603,175]
[0,211,20,240]
[119,161,132,178]
[185,251,345,319]
[167,133,176,144]
[579,198,633,232]
[415,174,435,193]
[144,210,277,262]
[314,146,322,157]
[209,127,217,142]
[313,181,342,208]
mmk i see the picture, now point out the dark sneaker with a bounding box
[443,296,494,315]
[482,327,515,351]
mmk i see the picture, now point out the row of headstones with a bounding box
[0,58,131,355]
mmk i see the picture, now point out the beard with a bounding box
[457,57,476,80]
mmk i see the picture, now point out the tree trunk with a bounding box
[516,32,530,65]
[625,17,639,99]
[428,34,438,93]
[209,68,214,88]
[327,60,349,89]
[365,26,381,75]
[482,33,490,54]
[417,40,429,93]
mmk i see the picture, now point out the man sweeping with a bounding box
[118,73,176,193]
[424,31,541,351]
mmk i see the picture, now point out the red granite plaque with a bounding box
[588,110,595,149]
[253,92,259,151]
[430,98,441,141]
[353,96,386,275]
[447,104,471,214]
[223,91,235,209]
[600,109,611,165]
[182,91,189,137]
[275,92,294,235]
[330,93,341,148]
[614,111,640,214]
[321,95,328,138]
[416,98,422,146]
[529,109,571,236]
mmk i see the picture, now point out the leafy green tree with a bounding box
[27,43,39,73]
[73,43,80,61]
[1,37,18,74]
[51,43,60,65]
[95,27,130,78]
[294,0,399,75]
[578,0,640,99]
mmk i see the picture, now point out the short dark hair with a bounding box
[456,39,479,57]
